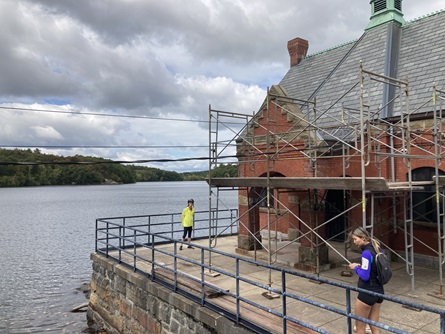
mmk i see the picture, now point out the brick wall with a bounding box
[235,100,444,258]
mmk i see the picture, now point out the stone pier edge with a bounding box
[88,253,254,334]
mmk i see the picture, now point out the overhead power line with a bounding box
[0,144,214,149]
[0,142,342,166]
[0,144,319,166]
[0,154,238,166]
[0,105,248,125]
[0,105,205,123]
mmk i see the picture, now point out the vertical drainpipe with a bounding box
[381,23,401,174]
[381,23,402,230]
[381,23,401,119]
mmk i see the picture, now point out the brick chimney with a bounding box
[287,37,309,67]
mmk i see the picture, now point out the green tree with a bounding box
[0,148,239,187]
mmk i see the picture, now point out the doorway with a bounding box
[325,189,346,241]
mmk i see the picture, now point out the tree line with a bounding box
[0,149,238,187]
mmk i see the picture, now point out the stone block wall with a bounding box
[88,253,254,334]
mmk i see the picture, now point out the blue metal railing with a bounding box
[95,210,445,334]
[95,209,238,252]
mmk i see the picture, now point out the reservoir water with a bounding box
[0,181,237,333]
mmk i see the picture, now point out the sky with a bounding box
[1,0,444,172]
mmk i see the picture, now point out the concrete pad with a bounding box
[414,318,441,333]
[284,298,344,328]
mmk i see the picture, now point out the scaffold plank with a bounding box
[207,177,389,191]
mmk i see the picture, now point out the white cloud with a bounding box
[31,125,64,140]
[0,0,443,171]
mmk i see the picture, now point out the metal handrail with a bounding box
[95,209,238,252]
[95,212,445,334]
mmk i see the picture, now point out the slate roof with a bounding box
[399,12,445,112]
[278,10,445,131]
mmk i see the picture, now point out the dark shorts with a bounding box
[182,226,192,239]
[358,291,383,306]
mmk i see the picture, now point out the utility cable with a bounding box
[0,144,211,149]
[0,105,248,126]
[0,154,237,166]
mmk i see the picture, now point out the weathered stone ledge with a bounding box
[88,253,254,334]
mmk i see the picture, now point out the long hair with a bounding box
[350,227,381,253]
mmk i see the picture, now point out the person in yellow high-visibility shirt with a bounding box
[180,199,195,250]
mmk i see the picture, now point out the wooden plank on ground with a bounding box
[154,266,228,299]
[153,266,317,334]
[210,294,317,334]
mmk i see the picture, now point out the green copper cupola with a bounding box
[366,0,405,30]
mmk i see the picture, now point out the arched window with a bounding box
[409,167,445,223]
[256,172,284,208]
[258,187,275,208]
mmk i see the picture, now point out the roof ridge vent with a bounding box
[404,8,445,26]
[366,0,405,30]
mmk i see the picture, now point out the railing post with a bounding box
[201,248,205,306]
[171,214,174,239]
[151,234,155,281]
[147,220,150,246]
[106,222,109,257]
[173,240,178,289]
[133,229,137,271]
[231,209,235,235]
[122,217,126,249]
[346,288,352,334]
[441,312,445,334]
[147,216,151,236]
[236,257,240,325]
[282,270,287,334]
[95,219,98,252]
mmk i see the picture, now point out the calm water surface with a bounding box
[0,182,237,333]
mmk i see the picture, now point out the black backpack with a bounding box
[375,250,392,285]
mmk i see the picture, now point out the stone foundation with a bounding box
[293,244,329,272]
[88,253,253,334]
[237,234,262,251]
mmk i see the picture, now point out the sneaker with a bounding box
[187,245,194,249]
[179,245,183,251]
[353,325,371,333]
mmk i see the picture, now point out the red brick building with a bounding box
[209,0,445,285]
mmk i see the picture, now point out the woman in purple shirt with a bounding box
[349,227,384,334]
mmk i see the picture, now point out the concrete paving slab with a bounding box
[414,318,441,333]
[316,316,355,334]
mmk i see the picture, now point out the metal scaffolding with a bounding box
[207,63,445,296]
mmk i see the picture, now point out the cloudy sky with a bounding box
[1,0,444,172]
